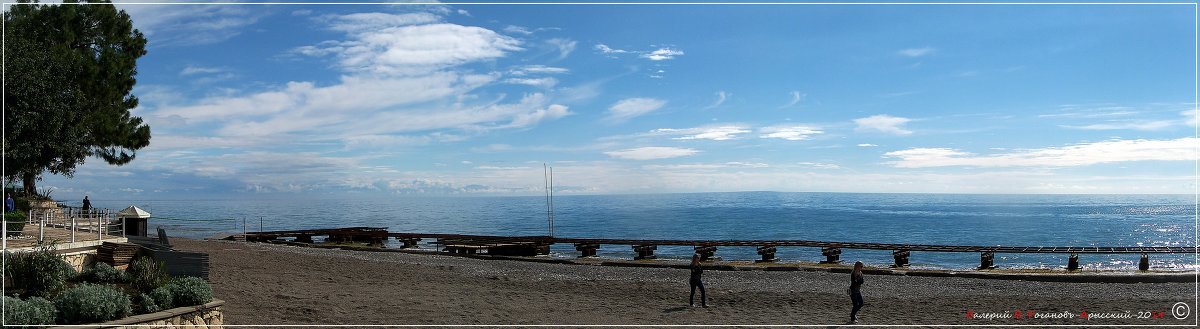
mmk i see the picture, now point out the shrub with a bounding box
[4,210,25,235]
[165,276,212,307]
[148,285,174,310]
[126,256,169,293]
[76,262,126,284]
[54,284,132,324]
[2,246,76,297]
[136,293,162,314]
[4,210,25,222]
[2,296,56,327]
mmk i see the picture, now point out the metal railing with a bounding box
[23,206,125,244]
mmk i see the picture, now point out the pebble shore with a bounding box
[174,238,1196,326]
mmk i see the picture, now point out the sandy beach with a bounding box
[170,238,1195,326]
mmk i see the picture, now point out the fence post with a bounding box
[260,216,263,232]
[71,215,76,243]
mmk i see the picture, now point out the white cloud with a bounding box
[758,125,823,141]
[898,47,935,57]
[857,143,878,147]
[796,162,841,169]
[854,114,913,135]
[606,98,667,122]
[595,43,628,54]
[504,77,559,88]
[504,104,570,128]
[180,65,226,76]
[643,162,768,170]
[295,17,522,76]
[503,25,533,35]
[324,12,441,32]
[1061,120,1177,131]
[605,147,700,160]
[1184,110,1199,127]
[652,125,750,141]
[884,137,1200,168]
[118,4,264,46]
[703,91,729,110]
[641,47,684,61]
[510,65,569,76]
[780,91,805,108]
[546,38,577,60]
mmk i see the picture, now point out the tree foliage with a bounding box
[3,0,150,195]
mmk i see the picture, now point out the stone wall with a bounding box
[60,251,98,272]
[54,300,224,329]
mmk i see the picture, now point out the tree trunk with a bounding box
[22,172,37,198]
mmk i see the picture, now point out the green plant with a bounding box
[2,245,76,297]
[5,210,25,222]
[148,285,174,310]
[4,210,25,235]
[2,296,56,327]
[35,187,54,201]
[136,293,162,314]
[165,276,212,307]
[76,262,125,284]
[125,256,169,293]
[53,284,132,325]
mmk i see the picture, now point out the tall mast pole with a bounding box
[544,163,552,237]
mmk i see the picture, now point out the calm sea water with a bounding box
[87,192,1197,271]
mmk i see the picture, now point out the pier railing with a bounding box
[23,206,124,244]
[238,227,1199,271]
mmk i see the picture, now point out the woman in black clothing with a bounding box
[689,253,707,307]
[849,261,865,323]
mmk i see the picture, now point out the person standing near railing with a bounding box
[82,195,92,213]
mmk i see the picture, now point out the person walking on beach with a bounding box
[5,193,14,212]
[849,261,865,323]
[81,195,92,213]
[689,253,707,307]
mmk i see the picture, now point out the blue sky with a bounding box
[26,1,1200,198]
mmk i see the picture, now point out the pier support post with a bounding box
[694,246,717,262]
[575,243,599,257]
[820,247,841,264]
[632,245,657,260]
[396,237,422,249]
[892,250,910,267]
[979,251,995,269]
[1138,253,1149,271]
[367,237,385,248]
[1067,253,1080,271]
[295,235,313,243]
[756,246,777,263]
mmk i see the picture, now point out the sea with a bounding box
[86,192,1198,271]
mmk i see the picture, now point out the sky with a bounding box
[17,1,1200,199]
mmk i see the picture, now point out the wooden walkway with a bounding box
[236,227,1200,271]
